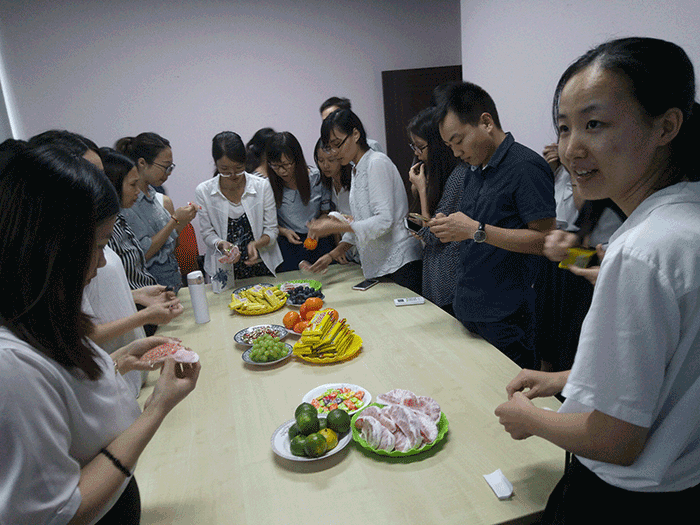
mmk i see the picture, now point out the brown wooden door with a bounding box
[382,65,462,192]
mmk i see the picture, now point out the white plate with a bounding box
[270,418,352,462]
[302,383,371,416]
[242,343,293,366]
[234,324,289,346]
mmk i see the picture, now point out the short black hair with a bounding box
[320,96,351,115]
[437,82,502,129]
[212,131,246,177]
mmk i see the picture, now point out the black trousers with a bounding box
[97,476,141,525]
[541,455,698,524]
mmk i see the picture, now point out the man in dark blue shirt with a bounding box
[430,82,556,369]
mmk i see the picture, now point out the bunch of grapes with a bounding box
[249,334,288,362]
[288,286,323,304]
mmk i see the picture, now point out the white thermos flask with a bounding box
[187,270,210,324]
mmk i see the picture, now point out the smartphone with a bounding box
[404,217,423,233]
[352,279,379,291]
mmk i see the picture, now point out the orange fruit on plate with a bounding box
[283,311,301,329]
[299,303,311,320]
[293,320,309,334]
[303,237,318,250]
[304,297,324,311]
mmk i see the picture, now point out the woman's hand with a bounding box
[173,204,198,230]
[217,241,241,264]
[542,143,561,172]
[307,217,351,239]
[308,253,332,273]
[143,357,201,416]
[543,229,579,262]
[132,285,177,307]
[494,392,536,440]
[505,369,569,400]
[143,299,184,325]
[244,241,261,266]
[567,243,605,286]
[279,227,302,245]
[408,162,427,196]
[114,336,182,374]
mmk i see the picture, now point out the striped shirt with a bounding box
[108,212,158,290]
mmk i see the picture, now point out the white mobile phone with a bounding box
[352,279,379,291]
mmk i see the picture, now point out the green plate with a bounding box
[351,403,449,457]
[278,279,322,291]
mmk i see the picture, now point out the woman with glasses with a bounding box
[195,131,283,280]
[405,107,468,314]
[117,132,197,292]
[308,109,422,294]
[266,131,334,272]
[309,138,360,270]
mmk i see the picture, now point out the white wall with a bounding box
[0,0,461,217]
[460,0,700,155]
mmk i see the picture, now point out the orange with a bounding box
[303,237,318,250]
[304,297,324,311]
[283,311,301,330]
[293,320,308,334]
[305,310,317,322]
[299,303,311,320]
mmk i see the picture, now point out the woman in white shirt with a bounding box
[308,109,422,294]
[195,131,282,280]
[0,144,200,524]
[495,37,700,522]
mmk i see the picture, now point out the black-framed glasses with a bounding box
[325,134,349,153]
[153,162,176,174]
[269,160,295,172]
[409,142,428,154]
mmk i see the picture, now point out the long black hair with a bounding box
[407,107,459,216]
[99,147,136,202]
[320,108,369,151]
[553,37,700,188]
[266,131,312,207]
[0,146,119,380]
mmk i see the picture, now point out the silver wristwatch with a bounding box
[473,222,486,243]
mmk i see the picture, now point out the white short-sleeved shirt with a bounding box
[345,149,421,278]
[560,181,700,492]
[0,328,141,524]
[83,246,146,397]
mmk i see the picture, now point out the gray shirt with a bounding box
[276,166,331,233]
[121,186,178,268]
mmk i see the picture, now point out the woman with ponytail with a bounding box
[116,133,197,292]
[495,37,700,523]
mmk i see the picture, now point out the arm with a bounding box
[195,184,224,251]
[89,301,183,345]
[429,213,556,255]
[69,358,200,524]
[495,395,648,466]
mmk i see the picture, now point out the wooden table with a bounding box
[137,264,563,525]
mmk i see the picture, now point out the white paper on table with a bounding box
[483,469,514,500]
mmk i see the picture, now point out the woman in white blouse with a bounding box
[308,109,422,294]
[195,131,282,280]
